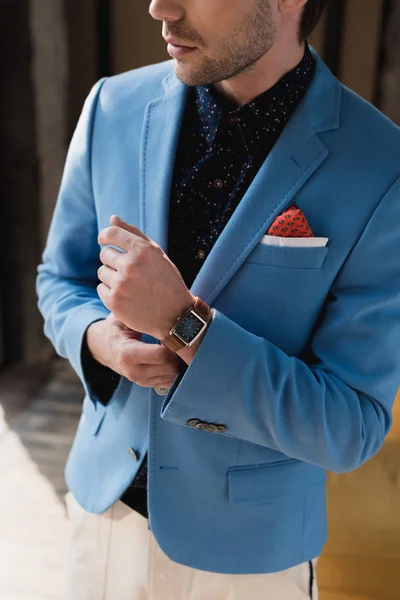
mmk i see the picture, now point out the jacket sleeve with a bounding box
[161,176,400,473]
[36,78,120,405]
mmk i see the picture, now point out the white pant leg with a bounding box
[64,491,150,600]
[149,531,318,600]
[64,491,319,600]
[63,490,114,600]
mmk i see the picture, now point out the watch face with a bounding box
[176,312,204,343]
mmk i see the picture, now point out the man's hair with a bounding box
[299,0,330,42]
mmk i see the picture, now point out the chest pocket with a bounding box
[245,242,329,269]
[215,242,331,343]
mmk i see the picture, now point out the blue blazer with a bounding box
[36,48,400,575]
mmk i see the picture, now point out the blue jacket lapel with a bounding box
[140,50,341,306]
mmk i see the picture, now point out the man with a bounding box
[36,0,400,598]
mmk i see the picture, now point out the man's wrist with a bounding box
[173,308,215,365]
[86,319,110,368]
[156,294,197,342]
[81,319,121,406]
[158,296,212,352]
[174,327,206,365]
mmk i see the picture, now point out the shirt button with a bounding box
[228,115,237,124]
[213,179,224,189]
[154,386,169,395]
[197,249,206,260]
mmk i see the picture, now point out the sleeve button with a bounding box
[206,424,218,433]
[196,423,208,431]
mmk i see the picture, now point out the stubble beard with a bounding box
[173,0,277,87]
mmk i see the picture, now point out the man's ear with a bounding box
[278,0,309,14]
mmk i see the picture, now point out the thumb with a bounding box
[109,215,150,243]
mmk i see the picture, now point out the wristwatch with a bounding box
[160,296,213,352]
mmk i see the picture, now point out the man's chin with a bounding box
[173,62,196,86]
[173,62,213,87]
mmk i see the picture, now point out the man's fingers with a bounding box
[143,375,176,387]
[97,282,112,308]
[135,377,176,389]
[100,246,124,270]
[122,339,179,366]
[134,363,179,380]
[109,215,151,243]
[98,225,141,252]
[98,265,117,288]
[122,361,179,387]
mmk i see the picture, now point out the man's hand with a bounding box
[86,313,182,389]
[97,215,195,340]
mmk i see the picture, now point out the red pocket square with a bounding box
[266,204,314,238]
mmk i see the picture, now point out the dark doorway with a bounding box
[64,0,112,139]
[0,0,42,367]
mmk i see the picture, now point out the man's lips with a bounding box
[167,44,196,58]
[164,37,197,58]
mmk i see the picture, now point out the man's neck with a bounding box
[213,41,306,107]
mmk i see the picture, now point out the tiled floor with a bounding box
[0,359,399,599]
[0,360,81,600]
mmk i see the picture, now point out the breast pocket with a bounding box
[215,242,331,342]
[245,242,330,269]
[244,242,331,352]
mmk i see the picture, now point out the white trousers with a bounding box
[63,491,319,600]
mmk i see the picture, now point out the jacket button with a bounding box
[154,386,169,395]
[187,419,200,427]
[216,425,227,433]
[196,422,208,431]
[128,447,139,461]
[206,424,218,433]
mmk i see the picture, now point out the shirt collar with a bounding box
[195,42,316,150]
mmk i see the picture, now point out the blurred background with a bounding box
[0,1,399,598]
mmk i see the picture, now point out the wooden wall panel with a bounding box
[113,1,168,74]
[379,0,400,124]
[339,0,385,102]
[309,9,328,57]
[64,0,98,134]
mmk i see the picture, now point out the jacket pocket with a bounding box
[228,459,326,504]
[245,243,330,269]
